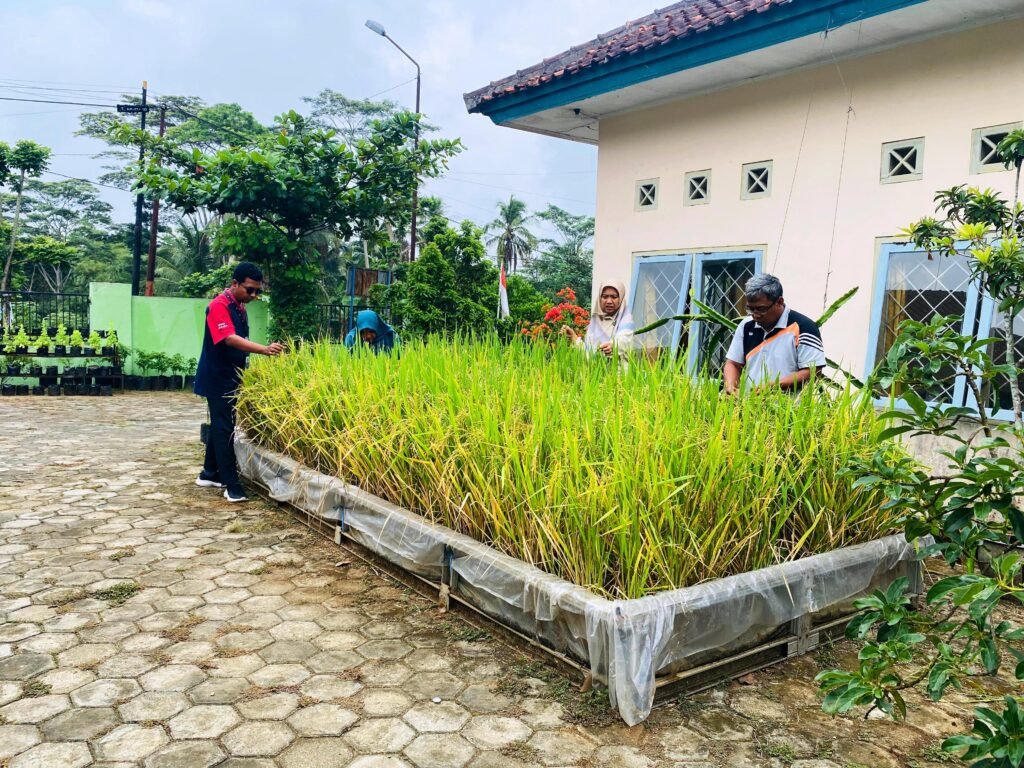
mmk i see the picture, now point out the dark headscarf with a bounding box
[344,310,398,353]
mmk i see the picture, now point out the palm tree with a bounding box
[154,215,217,295]
[485,195,537,274]
[1,140,51,293]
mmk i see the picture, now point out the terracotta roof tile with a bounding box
[465,0,791,111]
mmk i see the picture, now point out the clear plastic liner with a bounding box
[236,434,922,725]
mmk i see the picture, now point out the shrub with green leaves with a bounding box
[238,337,901,599]
[68,329,85,350]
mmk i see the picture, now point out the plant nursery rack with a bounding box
[236,434,923,724]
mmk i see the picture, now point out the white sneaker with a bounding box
[224,488,249,503]
[195,474,225,488]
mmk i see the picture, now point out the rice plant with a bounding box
[237,337,902,599]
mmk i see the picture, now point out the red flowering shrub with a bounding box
[520,287,590,342]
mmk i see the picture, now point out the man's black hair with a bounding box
[232,262,263,284]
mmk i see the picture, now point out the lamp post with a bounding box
[366,19,421,262]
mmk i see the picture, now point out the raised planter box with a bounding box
[235,434,922,725]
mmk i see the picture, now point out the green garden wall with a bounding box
[89,283,269,375]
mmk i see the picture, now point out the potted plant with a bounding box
[86,329,103,357]
[3,355,19,377]
[103,325,118,356]
[53,323,69,356]
[152,352,171,391]
[135,350,155,390]
[13,325,31,355]
[167,353,187,390]
[183,357,198,390]
[1,327,13,354]
[69,328,86,355]
[33,328,52,355]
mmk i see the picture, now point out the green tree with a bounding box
[302,90,401,145]
[1,140,52,292]
[154,215,221,296]
[397,242,460,335]
[118,111,460,338]
[505,274,547,325]
[485,195,536,274]
[529,205,594,301]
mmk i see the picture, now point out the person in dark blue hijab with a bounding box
[344,310,399,353]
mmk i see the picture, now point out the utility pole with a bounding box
[130,81,148,296]
[144,105,167,297]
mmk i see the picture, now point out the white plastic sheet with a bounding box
[236,434,921,725]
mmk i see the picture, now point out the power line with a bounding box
[0,77,136,91]
[43,170,128,192]
[0,95,118,108]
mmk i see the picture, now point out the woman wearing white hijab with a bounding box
[564,280,635,358]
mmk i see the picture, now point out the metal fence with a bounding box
[316,303,391,341]
[0,291,91,335]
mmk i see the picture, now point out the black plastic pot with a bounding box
[137,377,152,391]
[89,386,100,396]
[82,348,94,357]
[76,384,89,396]
[15,346,28,355]
[101,346,112,356]
[100,385,113,397]
[184,375,195,390]
[45,366,58,376]
[4,364,18,376]
[53,345,66,356]
[167,375,183,390]
[29,365,42,377]
[1,385,14,396]
[153,376,167,391]
[15,385,29,396]
[87,366,101,376]
[31,386,43,396]
[45,385,60,396]
[35,346,49,356]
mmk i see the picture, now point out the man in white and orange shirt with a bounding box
[724,273,825,395]
[193,262,283,502]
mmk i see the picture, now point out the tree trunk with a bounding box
[1,168,27,293]
[1004,305,1024,434]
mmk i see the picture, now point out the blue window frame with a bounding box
[866,242,1023,420]
[628,249,762,367]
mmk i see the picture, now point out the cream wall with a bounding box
[594,19,1024,377]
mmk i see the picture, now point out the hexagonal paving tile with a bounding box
[345,718,416,753]
[237,692,300,720]
[404,733,475,768]
[358,639,413,660]
[42,706,119,741]
[403,672,466,700]
[300,674,362,702]
[462,715,533,748]
[188,677,251,704]
[362,689,414,717]
[279,737,355,768]
[119,691,190,722]
[287,703,359,736]
[9,742,92,768]
[223,721,296,756]
[168,704,241,738]
[143,740,226,768]
[0,694,70,723]
[403,700,471,733]
[347,757,413,768]
[96,723,170,762]
[140,664,207,692]
[0,724,40,760]
[216,629,274,652]
[269,621,322,641]
[258,640,318,663]
[248,663,310,688]
[96,652,158,677]
[527,730,597,766]
[0,653,54,680]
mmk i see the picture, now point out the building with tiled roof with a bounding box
[465,0,1024,415]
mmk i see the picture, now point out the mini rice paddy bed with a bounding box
[235,339,922,723]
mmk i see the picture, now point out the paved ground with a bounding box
[0,394,1014,767]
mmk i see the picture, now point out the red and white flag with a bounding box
[498,263,510,319]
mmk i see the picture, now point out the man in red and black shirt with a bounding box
[194,262,283,502]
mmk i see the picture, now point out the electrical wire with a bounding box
[0,95,118,108]
[43,170,128,192]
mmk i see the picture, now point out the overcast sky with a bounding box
[0,0,656,243]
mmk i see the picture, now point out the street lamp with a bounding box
[365,19,421,262]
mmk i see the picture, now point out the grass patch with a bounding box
[762,740,797,766]
[918,742,959,763]
[500,743,541,761]
[813,639,840,669]
[22,681,51,698]
[90,581,140,606]
[239,338,901,599]
[439,617,491,643]
[109,548,135,561]
[213,624,257,639]
[161,613,205,642]
[50,589,87,607]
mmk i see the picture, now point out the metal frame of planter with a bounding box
[235,434,923,725]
